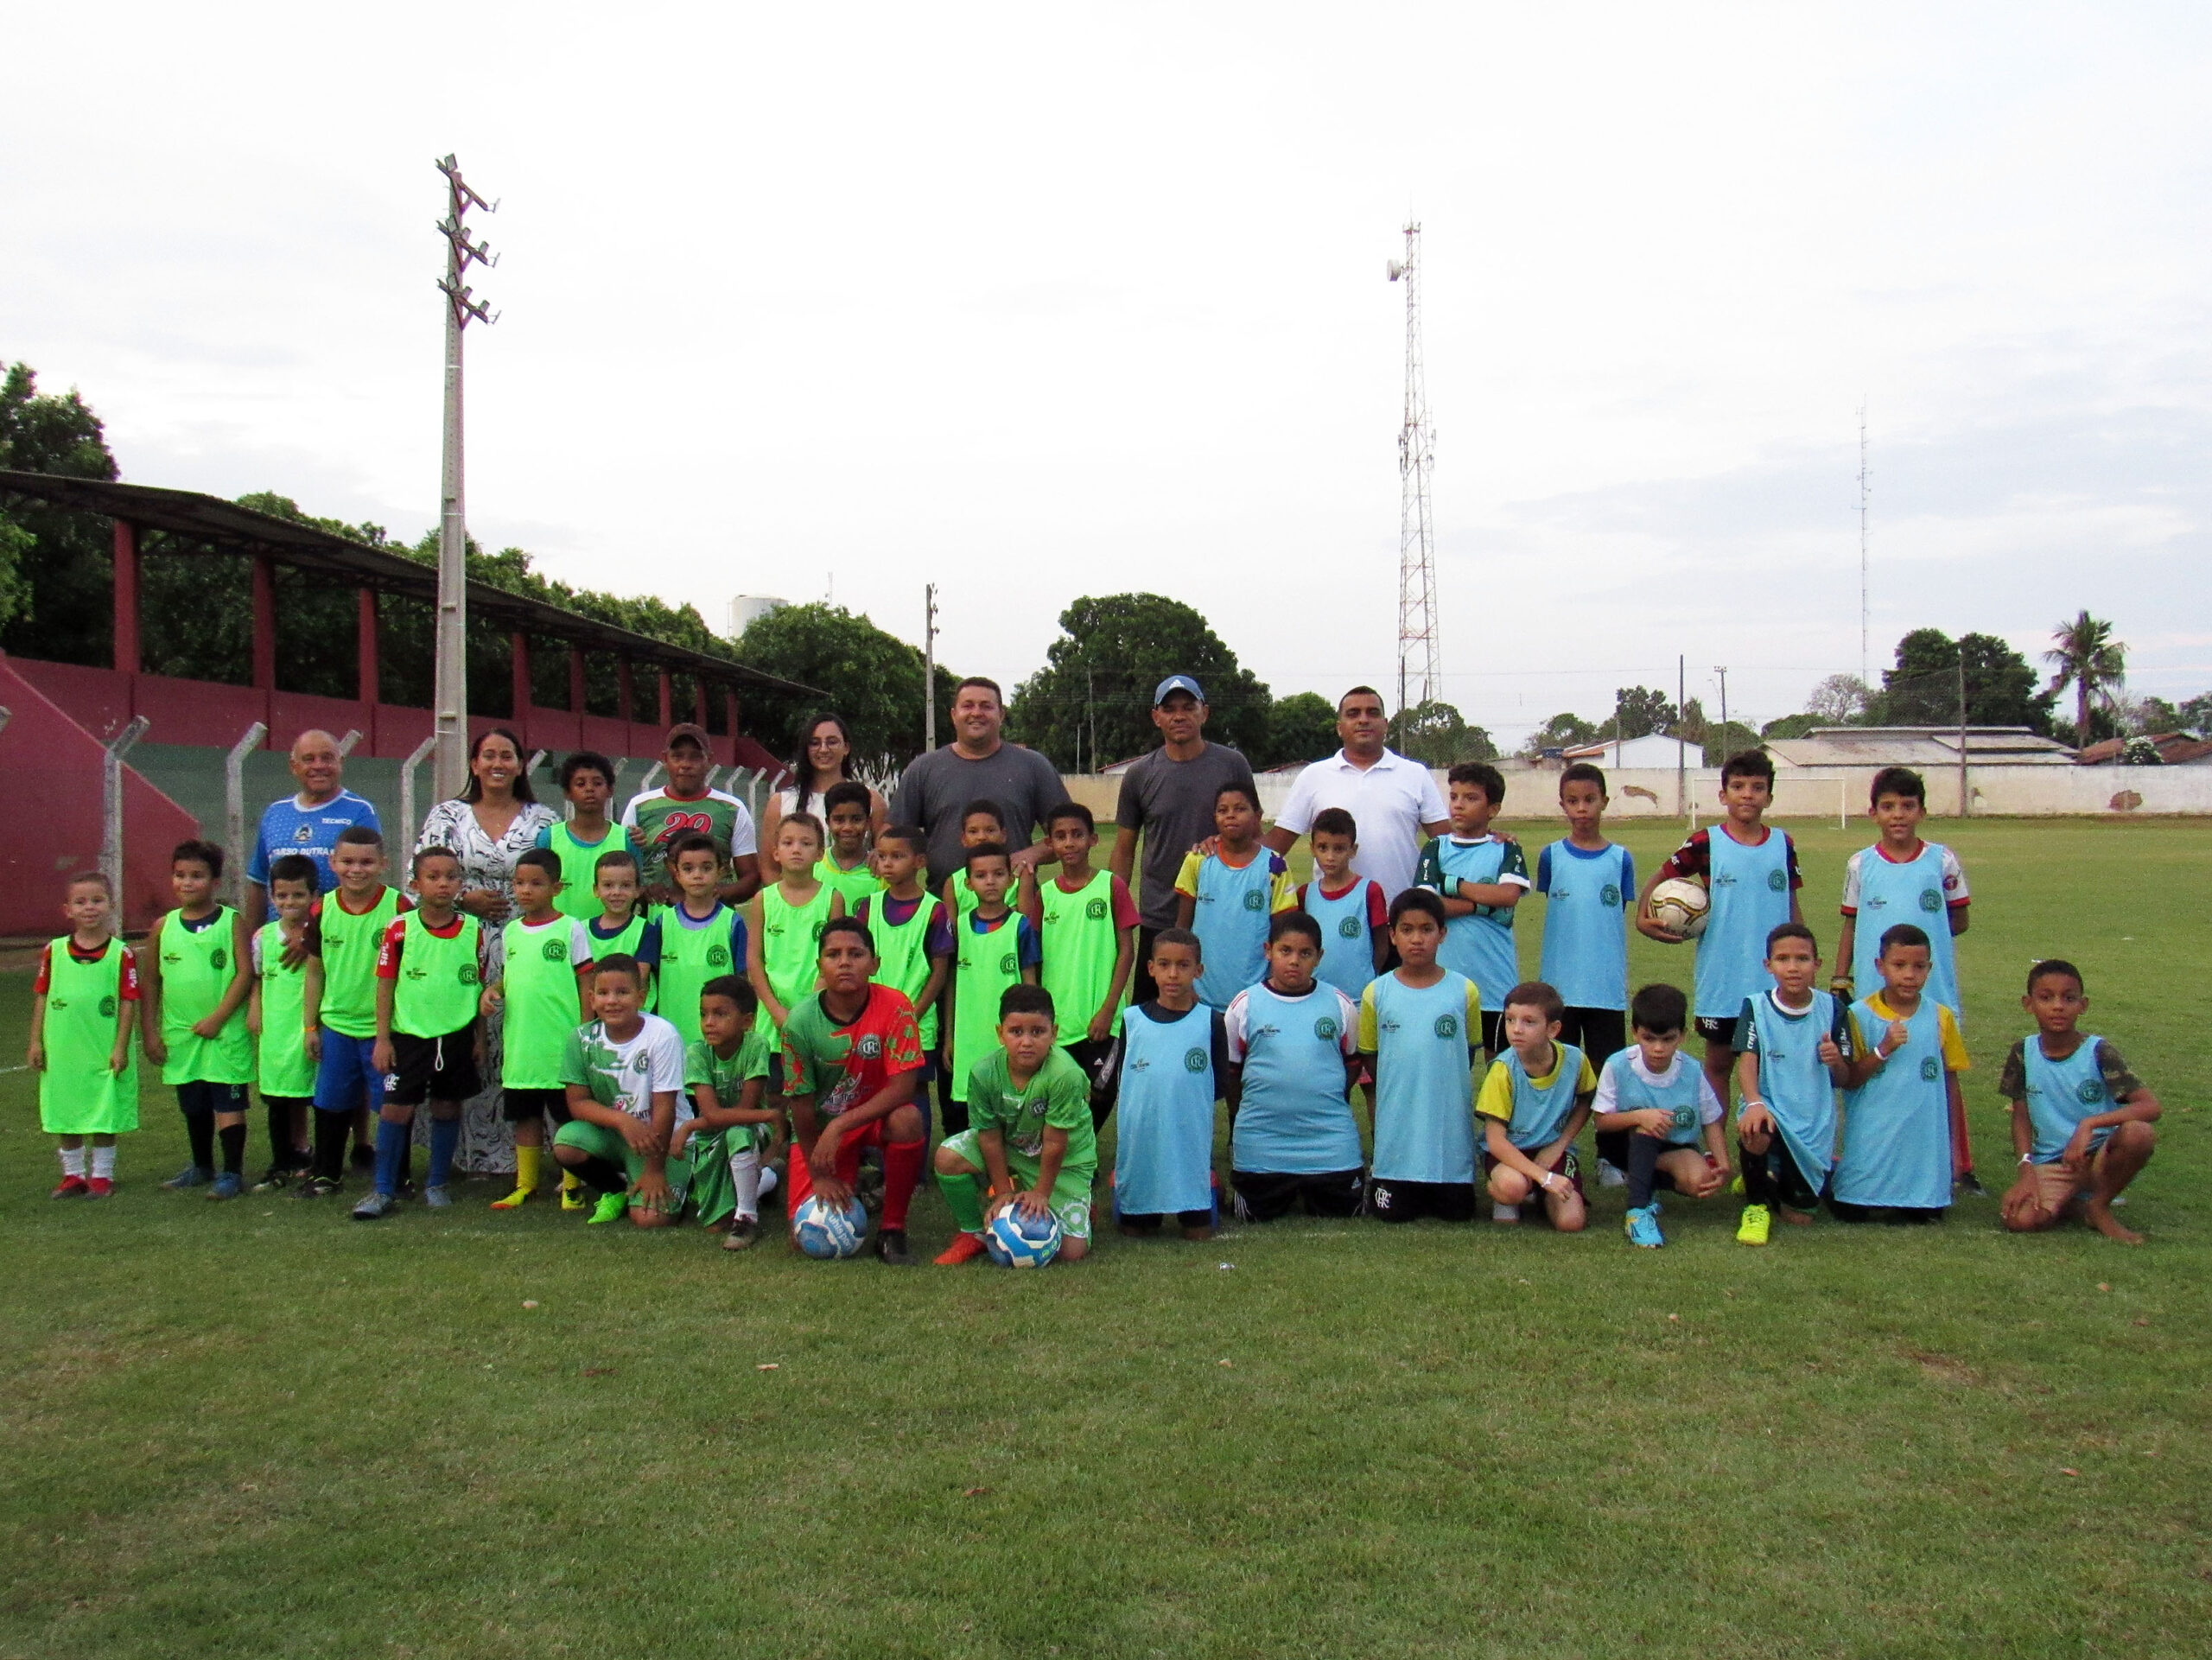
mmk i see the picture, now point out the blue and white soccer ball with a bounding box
[985,1205,1063,1269]
[792,1193,868,1259]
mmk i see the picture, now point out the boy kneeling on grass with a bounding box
[554,955,690,1227]
[672,975,783,1251]
[1593,983,1730,1249]
[1477,981,1597,1231]
[1999,958,2160,1245]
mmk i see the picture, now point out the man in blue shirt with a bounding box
[244,729,381,931]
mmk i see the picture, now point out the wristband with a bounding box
[1742,1099,1768,1113]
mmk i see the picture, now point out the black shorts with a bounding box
[386,1026,481,1107]
[503,1085,571,1126]
[1063,1038,1119,1107]
[176,1080,249,1115]
[1478,1010,1502,1055]
[1556,1006,1627,1065]
[1231,1168,1365,1222]
[1829,1200,1946,1225]
[1366,1176,1478,1223]
[1695,1014,1740,1048]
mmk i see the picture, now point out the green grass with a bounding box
[3,817,2208,1658]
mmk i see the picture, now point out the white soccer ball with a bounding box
[792,1194,868,1259]
[985,1205,1063,1269]
[1648,876,1711,939]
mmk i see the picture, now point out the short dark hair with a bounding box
[1267,910,1322,949]
[592,953,644,986]
[334,824,384,850]
[1045,800,1094,835]
[961,798,1006,830]
[1447,761,1505,805]
[773,812,824,850]
[558,750,616,790]
[1503,981,1565,1023]
[594,849,641,880]
[2027,957,2084,994]
[1630,982,1688,1035]
[822,779,871,817]
[1338,685,1384,711]
[1719,749,1775,786]
[963,841,1012,874]
[1878,923,1932,957]
[818,915,874,954]
[668,830,722,864]
[513,847,563,882]
[1871,766,1925,807]
[1310,807,1357,842]
[267,854,320,894]
[171,838,225,878]
[999,983,1054,1023]
[1765,921,1818,956]
[874,824,924,856]
[699,974,757,1015]
[1150,926,1202,964]
[953,677,1003,706]
[65,869,111,897]
[1214,782,1261,813]
[1560,762,1608,798]
[411,844,461,875]
[1388,888,1446,930]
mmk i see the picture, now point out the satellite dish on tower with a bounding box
[1387,260,1408,282]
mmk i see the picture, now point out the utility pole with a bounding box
[1858,402,1871,691]
[923,584,938,751]
[1677,654,1688,818]
[1957,652,1971,817]
[434,155,498,802]
[1387,222,1440,747]
[1714,665,1729,736]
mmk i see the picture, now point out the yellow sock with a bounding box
[490,1145,542,1209]
[561,1169,584,1210]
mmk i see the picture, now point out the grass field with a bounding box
[3,817,2207,1658]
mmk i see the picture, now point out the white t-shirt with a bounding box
[563,1013,692,1123]
[1274,748,1450,901]
[1591,1049,1725,1125]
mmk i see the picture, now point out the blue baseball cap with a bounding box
[1154,674,1205,706]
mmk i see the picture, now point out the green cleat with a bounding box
[588,1191,629,1226]
[1735,1204,1772,1246]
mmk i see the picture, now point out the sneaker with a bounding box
[50,1174,90,1199]
[489,1185,535,1211]
[1728,1173,1746,1197]
[1491,1202,1522,1224]
[423,1185,454,1209]
[352,1191,397,1220]
[251,1167,291,1194]
[933,1231,989,1267]
[1595,1158,1626,1189]
[588,1192,629,1225]
[721,1217,761,1252]
[294,1175,340,1199]
[1624,1205,1666,1249]
[86,1177,114,1199]
[162,1165,212,1191]
[351,1144,376,1170]
[560,1180,588,1212]
[874,1227,912,1267]
[1954,1171,1990,1199]
[207,1173,244,1201]
[1736,1203,1772,1246]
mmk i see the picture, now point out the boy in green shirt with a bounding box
[302,825,407,1195]
[748,815,841,1052]
[537,750,639,922]
[658,831,751,1050]
[584,849,658,1012]
[29,870,140,1199]
[670,975,782,1250]
[932,984,1098,1265]
[143,840,257,1199]
[940,843,1040,1136]
[815,780,881,911]
[555,956,691,1226]
[249,854,321,1191]
[1026,801,1138,1128]
[483,848,594,1211]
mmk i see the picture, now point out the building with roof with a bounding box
[1561,734,1689,770]
[2075,732,2212,766]
[1764,727,2076,770]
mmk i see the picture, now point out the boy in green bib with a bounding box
[1027,801,1138,1129]
[537,750,639,922]
[815,780,881,911]
[656,831,748,1050]
[940,843,1040,1136]
[143,840,257,1199]
[940,799,1017,919]
[854,825,953,1124]
[302,825,406,1194]
[29,871,141,1199]
[748,813,842,1054]
[249,855,321,1191]
[669,975,782,1249]
[483,848,594,1211]
[585,849,659,1013]
[357,847,485,1219]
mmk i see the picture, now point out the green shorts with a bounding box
[553,1118,694,1215]
[683,1123,769,1228]
[938,1127,1094,1242]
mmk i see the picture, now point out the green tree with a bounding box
[1009,594,1268,771]
[1611,686,1673,740]
[733,601,938,776]
[0,359,121,661]
[1700,721,1762,766]
[1398,699,1496,766]
[2044,612,2126,745]
[2178,692,2212,737]
[1761,712,1821,741]
[1518,710,1598,760]
[1261,690,1338,770]
[1875,628,2055,732]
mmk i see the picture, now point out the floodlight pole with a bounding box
[434,154,499,803]
[923,584,938,752]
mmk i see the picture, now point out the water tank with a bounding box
[727,595,787,639]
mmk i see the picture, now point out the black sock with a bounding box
[575,1155,629,1195]
[1738,1141,1772,1206]
[314,1110,349,1182]
[218,1123,247,1175]
[183,1110,216,1173]
[1626,1134,1662,1211]
[267,1100,292,1167]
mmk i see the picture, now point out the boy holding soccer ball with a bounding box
[933,984,1096,1264]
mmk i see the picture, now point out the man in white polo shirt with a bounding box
[1265,686,1448,901]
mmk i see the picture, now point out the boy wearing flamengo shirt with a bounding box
[1732,923,1854,1245]
[1174,784,1296,1012]
[143,840,257,1199]
[1638,749,1802,1119]
[250,854,321,1190]
[537,751,639,922]
[302,825,408,1193]
[854,826,952,1120]
[357,846,484,1219]
[659,832,750,1051]
[483,848,594,1211]
[940,843,1039,1136]
[1027,802,1138,1128]
[1415,763,1529,1054]
[1360,890,1484,1224]
[1226,913,1364,1223]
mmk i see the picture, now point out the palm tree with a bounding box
[2044,611,2127,744]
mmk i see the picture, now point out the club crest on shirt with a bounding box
[1918,888,1942,913]
[1600,883,1622,907]
[1314,1015,1340,1041]
[1671,1104,1697,1132]
[1085,898,1108,921]
[293,824,314,843]
[2076,1077,2103,1104]
[999,952,1017,975]
[99,995,118,1017]
[1242,890,1267,913]
[706,944,730,968]
[1919,1055,1940,1081]
[1433,1013,1459,1040]
[1183,1047,1207,1073]
[855,1032,884,1059]
[210,947,227,971]
[1338,916,1360,938]
[542,938,569,962]
[1767,868,1787,891]
[461,964,480,986]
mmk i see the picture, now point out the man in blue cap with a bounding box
[1108,674,1260,1004]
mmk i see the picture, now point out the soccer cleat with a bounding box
[1594,1158,1626,1189]
[50,1174,90,1199]
[874,1228,912,1267]
[560,1176,587,1212]
[1728,1173,1746,1197]
[1954,1171,1990,1199]
[721,1217,761,1252]
[207,1173,244,1201]
[1624,1205,1666,1249]
[1736,1204,1772,1246]
[162,1165,212,1191]
[86,1177,114,1199]
[933,1231,989,1266]
[251,1167,291,1194]
[423,1185,454,1209]
[588,1192,629,1225]
[352,1191,397,1220]
[294,1175,339,1199]
[489,1185,535,1210]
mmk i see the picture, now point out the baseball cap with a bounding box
[664,722,712,752]
[1154,675,1204,706]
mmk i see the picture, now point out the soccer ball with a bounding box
[985,1205,1063,1269]
[792,1193,868,1259]
[1647,877,1711,939]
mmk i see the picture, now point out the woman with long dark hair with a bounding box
[760,710,887,852]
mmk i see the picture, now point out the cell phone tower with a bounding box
[1387,221,1440,741]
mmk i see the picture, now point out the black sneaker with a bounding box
[1954,1171,1990,1199]
[874,1227,913,1267]
[293,1175,340,1199]
[721,1217,761,1252]
[251,1167,291,1194]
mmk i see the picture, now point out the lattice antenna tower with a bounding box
[1387,222,1440,738]
[1858,401,1870,690]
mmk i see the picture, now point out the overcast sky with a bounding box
[8,3,2208,744]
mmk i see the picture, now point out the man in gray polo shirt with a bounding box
[1107,674,1260,1003]
[890,677,1069,887]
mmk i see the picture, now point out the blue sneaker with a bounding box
[162,1165,212,1191]
[1624,1205,1666,1249]
[207,1172,244,1201]
[423,1185,454,1209]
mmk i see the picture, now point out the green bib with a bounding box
[588,912,655,1011]
[866,894,942,1050]
[1039,868,1123,1045]
[546,822,632,921]
[256,922,317,1097]
[656,901,740,1048]
[317,887,402,1039]
[157,907,254,1085]
[760,882,835,1017]
[814,855,880,913]
[392,911,483,1038]
[501,916,584,1089]
[38,937,140,1135]
[949,912,1024,1104]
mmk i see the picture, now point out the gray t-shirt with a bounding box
[1112,741,1260,929]
[889,742,1071,886]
